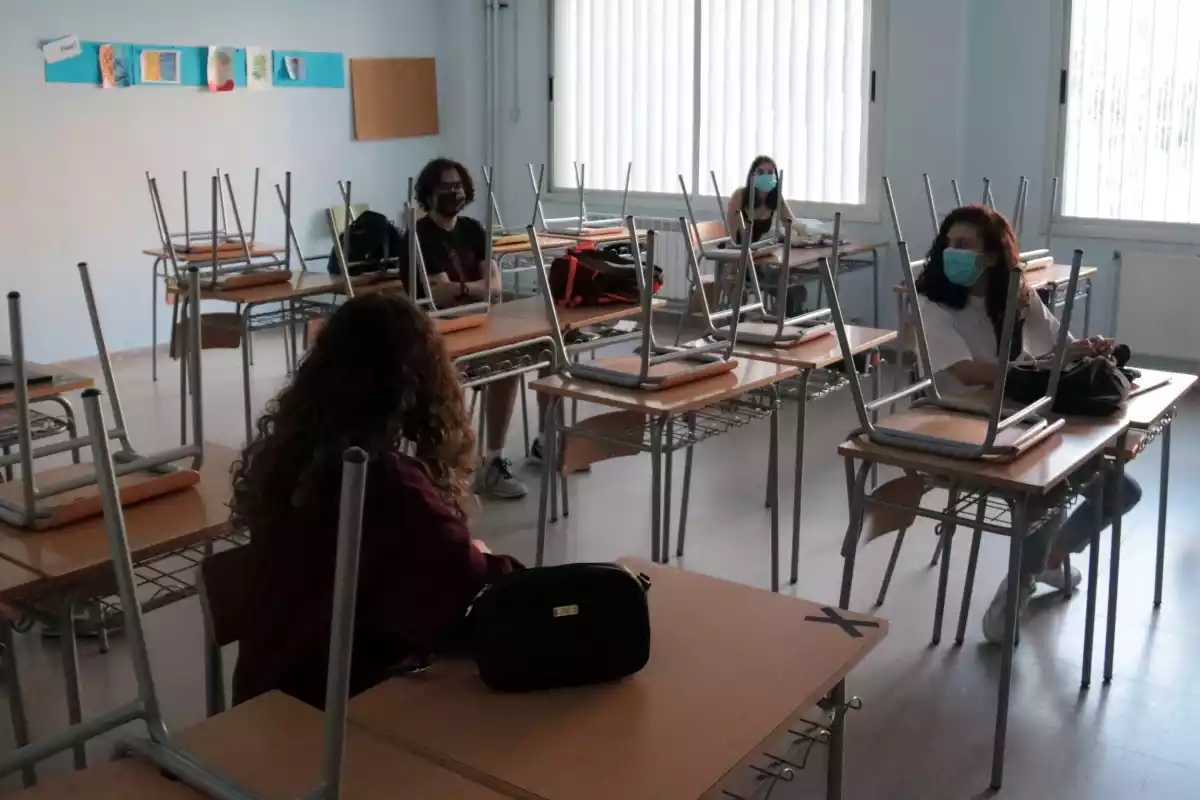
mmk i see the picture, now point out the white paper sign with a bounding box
[43,35,82,64]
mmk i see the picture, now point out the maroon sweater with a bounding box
[232,453,520,709]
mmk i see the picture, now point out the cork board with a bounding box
[350,58,439,141]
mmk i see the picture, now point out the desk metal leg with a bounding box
[649,417,665,564]
[768,390,780,593]
[60,595,86,771]
[1082,475,1105,688]
[676,413,696,558]
[240,307,254,445]
[1104,435,1128,683]
[663,419,674,562]
[151,262,160,382]
[2,619,36,788]
[870,357,881,489]
[874,528,907,607]
[932,485,960,646]
[955,499,987,646]
[1083,278,1093,336]
[991,499,1026,790]
[871,247,880,328]
[891,291,905,416]
[831,458,869,800]
[1154,423,1172,607]
[535,397,559,567]
[557,398,569,520]
[789,371,811,585]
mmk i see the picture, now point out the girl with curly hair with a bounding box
[231,292,521,708]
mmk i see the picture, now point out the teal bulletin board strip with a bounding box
[45,42,247,87]
[272,50,345,88]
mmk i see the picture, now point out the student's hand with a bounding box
[471,539,492,555]
[1067,336,1113,358]
[1016,281,1033,312]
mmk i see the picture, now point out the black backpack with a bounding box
[326,211,403,276]
[1006,354,1133,416]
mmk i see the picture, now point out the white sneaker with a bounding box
[981,576,1036,646]
[1034,564,1082,592]
[472,457,528,500]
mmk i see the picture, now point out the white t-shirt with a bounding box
[915,291,1068,393]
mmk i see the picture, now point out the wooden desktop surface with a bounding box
[442,296,662,361]
[493,234,578,255]
[730,325,897,370]
[143,244,286,263]
[174,691,507,799]
[1119,369,1197,429]
[8,758,203,799]
[892,263,1099,295]
[168,271,405,305]
[347,558,887,800]
[0,367,93,407]
[0,442,237,581]
[839,408,1130,494]
[529,356,798,416]
[552,229,647,245]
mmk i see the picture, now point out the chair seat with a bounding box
[589,354,738,391]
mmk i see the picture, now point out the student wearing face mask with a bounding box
[725,155,803,243]
[915,204,1140,644]
[398,158,527,500]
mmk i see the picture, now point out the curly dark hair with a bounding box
[414,158,476,213]
[231,292,476,538]
[916,204,1024,357]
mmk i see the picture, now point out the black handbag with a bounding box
[465,562,652,692]
[1005,352,1133,416]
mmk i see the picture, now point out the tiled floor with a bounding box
[2,332,1199,798]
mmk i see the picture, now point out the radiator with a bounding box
[641,217,692,302]
[1116,251,1200,360]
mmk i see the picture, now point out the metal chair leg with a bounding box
[874,528,907,607]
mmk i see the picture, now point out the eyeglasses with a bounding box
[437,181,465,193]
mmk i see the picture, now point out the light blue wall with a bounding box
[0,0,442,362]
[435,0,973,328]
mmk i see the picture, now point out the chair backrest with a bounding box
[689,219,727,250]
[197,546,254,648]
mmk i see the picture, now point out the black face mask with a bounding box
[433,191,466,217]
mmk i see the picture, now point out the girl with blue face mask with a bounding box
[913,204,1134,645]
[725,155,792,245]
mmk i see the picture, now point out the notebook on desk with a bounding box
[0,358,54,390]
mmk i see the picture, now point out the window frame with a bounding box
[1048,0,1200,243]
[545,0,890,224]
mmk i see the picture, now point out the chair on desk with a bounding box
[3,430,374,800]
[529,217,742,392]
[0,265,207,531]
[530,161,633,237]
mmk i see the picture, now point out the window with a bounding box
[1059,0,1200,225]
[550,0,877,206]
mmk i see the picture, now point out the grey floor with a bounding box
[2,330,1199,799]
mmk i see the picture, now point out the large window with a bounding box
[550,0,878,206]
[1060,0,1200,225]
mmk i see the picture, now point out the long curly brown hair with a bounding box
[231,292,475,537]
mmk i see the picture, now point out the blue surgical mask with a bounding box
[942,248,983,287]
[753,173,778,193]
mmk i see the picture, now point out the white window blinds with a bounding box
[1062,0,1200,223]
[551,0,873,204]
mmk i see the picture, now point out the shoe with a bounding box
[473,457,528,499]
[528,436,591,473]
[1034,564,1082,592]
[981,576,1035,646]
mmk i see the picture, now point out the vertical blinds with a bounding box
[551,0,872,203]
[1062,0,1200,223]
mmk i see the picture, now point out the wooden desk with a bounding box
[730,325,898,586]
[0,368,92,408]
[347,559,887,800]
[836,411,1132,790]
[530,356,796,416]
[175,691,507,799]
[0,558,39,604]
[8,757,202,799]
[531,360,797,582]
[142,244,286,263]
[0,443,236,581]
[756,240,887,269]
[493,234,577,256]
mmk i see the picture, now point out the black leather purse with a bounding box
[1006,350,1133,416]
[465,562,652,692]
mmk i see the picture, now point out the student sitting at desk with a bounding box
[399,157,528,500]
[724,155,809,243]
[915,204,1141,644]
[231,293,522,708]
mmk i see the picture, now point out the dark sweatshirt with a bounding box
[232,452,520,709]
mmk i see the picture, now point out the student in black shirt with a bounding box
[398,159,527,500]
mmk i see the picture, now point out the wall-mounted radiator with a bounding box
[1116,251,1200,361]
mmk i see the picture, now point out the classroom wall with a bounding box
[0,0,442,362]
[435,0,973,328]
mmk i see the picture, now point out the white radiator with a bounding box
[1116,251,1200,360]
[641,217,692,302]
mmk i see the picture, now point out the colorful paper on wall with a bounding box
[246,46,270,90]
[284,56,305,81]
[207,46,235,92]
[140,49,181,84]
[42,35,82,64]
[99,44,130,88]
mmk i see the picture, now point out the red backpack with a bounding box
[548,243,663,307]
